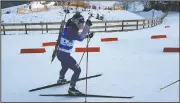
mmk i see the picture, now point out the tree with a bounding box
[114,0,134,10]
[139,0,150,9]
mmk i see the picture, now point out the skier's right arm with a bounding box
[66,20,92,41]
[65,25,89,41]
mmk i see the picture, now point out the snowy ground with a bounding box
[1,3,179,102]
[135,9,165,19]
[1,4,145,23]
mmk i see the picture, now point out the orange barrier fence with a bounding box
[20,48,46,53]
[75,47,100,52]
[101,38,118,42]
[151,35,167,39]
[165,26,170,28]
[43,42,56,46]
[163,47,180,52]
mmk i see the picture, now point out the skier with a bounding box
[56,12,94,95]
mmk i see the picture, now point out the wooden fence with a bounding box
[1,14,167,35]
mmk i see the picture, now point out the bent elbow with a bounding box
[78,37,85,42]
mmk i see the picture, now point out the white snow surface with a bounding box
[2,4,146,23]
[135,9,165,19]
[88,1,116,8]
[1,3,179,102]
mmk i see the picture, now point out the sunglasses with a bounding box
[78,19,85,24]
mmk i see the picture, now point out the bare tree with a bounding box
[113,2,118,10]
[132,0,146,12]
[114,0,133,10]
[139,0,150,9]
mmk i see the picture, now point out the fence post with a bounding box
[40,22,43,34]
[136,20,138,30]
[46,23,48,33]
[2,25,6,35]
[153,19,155,26]
[105,22,107,32]
[122,20,124,31]
[25,23,27,34]
[151,19,153,27]
[148,20,149,28]
[155,19,157,25]
[143,20,145,28]
[161,18,163,23]
[156,19,158,25]
[160,18,162,24]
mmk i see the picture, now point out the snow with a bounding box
[1,4,29,14]
[2,4,145,23]
[88,1,116,8]
[1,2,179,102]
[46,2,55,8]
[31,1,45,9]
[135,9,165,19]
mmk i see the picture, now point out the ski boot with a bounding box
[57,78,67,84]
[68,86,83,95]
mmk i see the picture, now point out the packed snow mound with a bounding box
[46,2,55,8]
[30,1,55,9]
[31,2,44,9]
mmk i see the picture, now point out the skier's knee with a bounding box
[75,67,81,75]
[77,68,81,74]
[74,63,81,74]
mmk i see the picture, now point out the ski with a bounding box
[39,93,134,99]
[29,74,102,92]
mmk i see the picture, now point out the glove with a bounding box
[86,19,92,27]
[86,32,94,38]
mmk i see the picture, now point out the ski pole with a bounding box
[78,14,93,65]
[78,38,91,65]
[85,34,90,102]
[160,80,179,91]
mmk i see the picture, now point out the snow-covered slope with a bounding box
[1,2,179,102]
[1,4,29,14]
[1,4,146,23]
[1,11,179,102]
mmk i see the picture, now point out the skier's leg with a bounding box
[56,51,70,83]
[59,62,69,79]
[67,55,82,95]
[68,55,81,87]
[57,51,82,94]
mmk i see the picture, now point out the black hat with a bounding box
[72,12,85,24]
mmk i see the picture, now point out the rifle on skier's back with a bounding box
[51,2,70,63]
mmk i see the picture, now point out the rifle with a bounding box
[51,2,70,63]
